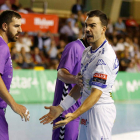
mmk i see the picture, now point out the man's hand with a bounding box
[53,113,75,130]
[75,72,83,88]
[11,103,30,122]
[39,106,63,125]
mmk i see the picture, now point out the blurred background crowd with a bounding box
[1,0,140,72]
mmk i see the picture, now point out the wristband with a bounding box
[60,95,76,111]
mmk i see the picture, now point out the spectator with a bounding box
[131,45,140,58]
[48,40,59,70]
[124,36,134,56]
[17,4,28,14]
[67,13,76,28]
[20,47,34,69]
[125,16,139,27]
[77,11,85,29]
[112,36,118,47]
[22,32,32,52]
[114,36,125,52]
[57,39,66,60]
[77,10,85,21]
[43,31,53,57]
[32,31,44,51]
[0,0,12,10]
[78,28,84,39]
[119,51,131,71]
[11,47,21,69]
[60,21,75,42]
[32,47,48,68]
[72,21,80,38]
[114,17,126,35]
[106,18,114,34]
[71,0,83,16]
[48,40,58,60]
[12,0,19,10]
[126,61,137,72]
[133,37,139,51]
[16,53,24,68]
[15,37,27,52]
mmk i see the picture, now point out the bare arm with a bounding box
[0,75,16,107]
[58,68,83,87]
[58,68,77,83]
[0,75,30,121]
[72,88,102,118]
[39,84,81,124]
[66,84,81,101]
[53,88,102,129]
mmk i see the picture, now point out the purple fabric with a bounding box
[0,37,13,108]
[52,116,79,140]
[52,40,85,139]
[0,109,9,140]
[53,40,85,117]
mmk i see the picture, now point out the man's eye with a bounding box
[90,25,94,28]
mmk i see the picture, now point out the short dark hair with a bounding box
[0,10,21,29]
[87,10,108,27]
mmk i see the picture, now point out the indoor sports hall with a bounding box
[0,0,140,140]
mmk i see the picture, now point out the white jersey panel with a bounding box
[80,40,119,104]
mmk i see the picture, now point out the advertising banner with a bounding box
[10,70,57,103]
[10,71,140,103]
[112,72,140,101]
[20,13,59,33]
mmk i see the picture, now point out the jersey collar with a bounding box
[90,39,107,53]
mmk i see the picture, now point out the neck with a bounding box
[0,31,8,44]
[80,38,89,48]
[91,35,106,50]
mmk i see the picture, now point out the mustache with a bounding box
[15,32,21,36]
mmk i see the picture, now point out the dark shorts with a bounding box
[52,116,79,140]
[0,108,9,140]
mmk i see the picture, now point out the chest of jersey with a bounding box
[81,48,103,75]
[81,48,104,90]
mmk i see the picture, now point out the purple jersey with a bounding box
[53,39,86,118]
[0,37,13,108]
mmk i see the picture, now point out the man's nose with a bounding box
[18,26,22,33]
[85,26,90,32]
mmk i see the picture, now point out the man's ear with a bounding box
[2,23,8,32]
[102,26,106,34]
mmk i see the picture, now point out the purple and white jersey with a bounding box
[0,37,13,108]
[53,39,86,118]
[80,40,119,104]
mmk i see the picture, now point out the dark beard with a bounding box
[7,30,18,42]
